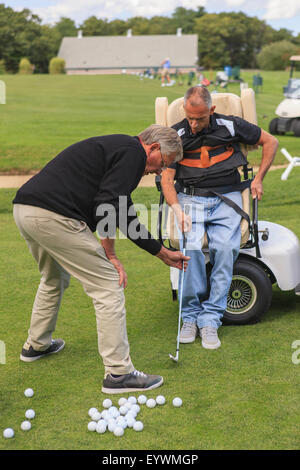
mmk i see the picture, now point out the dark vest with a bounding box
[175,116,248,182]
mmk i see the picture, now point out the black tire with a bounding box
[292,119,300,137]
[269,118,279,135]
[223,257,273,325]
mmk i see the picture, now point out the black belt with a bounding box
[176,180,251,225]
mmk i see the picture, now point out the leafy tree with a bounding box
[195,12,278,69]
[109,19,128,35]
[257,40,299,70]
[28,25,61,73]
[172,6,206,33]
[126,16,151,35]
[81,16,110,36]
[147,16,176,35]
[55,17,77,39]
[0,5,42,72]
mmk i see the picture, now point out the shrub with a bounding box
[19,58,34,74]
[0,60,6,74]
[49,57,66,74]
[257,41,299,70]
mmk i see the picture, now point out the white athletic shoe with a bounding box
[199,327,221,350]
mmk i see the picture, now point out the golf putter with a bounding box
[169,232,187,363]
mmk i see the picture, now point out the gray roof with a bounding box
[58,35,198,70]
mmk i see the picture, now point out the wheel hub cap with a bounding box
[227,275,257,314]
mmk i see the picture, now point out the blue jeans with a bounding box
[177,191,242,329]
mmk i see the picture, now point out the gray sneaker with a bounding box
[199,326,221,350]
[102,370,163,394]
[179,322,198,344]
[20,339,65,362]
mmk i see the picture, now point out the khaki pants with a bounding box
[13,204,135,376]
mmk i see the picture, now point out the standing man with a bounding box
[13,124,189,394]
[161,58,174,87]
[161,86,278,350]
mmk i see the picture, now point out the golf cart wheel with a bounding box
[292,119,300,137]
[222,257,272,325]
[269,118,279,135]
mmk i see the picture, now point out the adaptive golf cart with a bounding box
[155,89,300,325]
[269,55,300,137]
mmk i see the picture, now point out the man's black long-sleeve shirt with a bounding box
[13,135,162,255]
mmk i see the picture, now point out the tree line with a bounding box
[0,3,299,74]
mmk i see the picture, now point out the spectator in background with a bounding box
[161,58,175,87]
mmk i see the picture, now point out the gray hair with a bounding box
[184,86,212,109]
[138,124,183,162]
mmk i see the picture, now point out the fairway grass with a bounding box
[1,70,300,172]
[0,168,300,450]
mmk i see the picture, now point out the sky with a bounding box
[3,0,300,36]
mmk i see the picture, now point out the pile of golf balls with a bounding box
[3,388,36,440]
[86,394,183,438]
[87,397,145,437]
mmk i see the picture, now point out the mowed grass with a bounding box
[0,69,300,172]
[0,168,300,450]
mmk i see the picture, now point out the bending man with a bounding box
[13,125,189,394]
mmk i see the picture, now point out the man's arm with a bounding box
[161,168,192,233]
[251,129,278,200]
[100,237,127,288]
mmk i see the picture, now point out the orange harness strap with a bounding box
[179,145,234,169]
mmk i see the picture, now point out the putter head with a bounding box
[169,353,179,362]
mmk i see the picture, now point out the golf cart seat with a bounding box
[155,89,258,250]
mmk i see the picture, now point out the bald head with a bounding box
[183,86,215,134]
[184,86,212,109]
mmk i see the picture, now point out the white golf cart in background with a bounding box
[269,55,300,137]
[155,89,300,325]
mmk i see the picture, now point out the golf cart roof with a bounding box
[290,56,300,61]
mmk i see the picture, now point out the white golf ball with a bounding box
[108,406,118,414]
[98,419,107,428]
[3,428,14,438]
[88,407,98,417]
[133,421,144,432]
[156,395,166,405]
[126,411,137,421]
[116,415,126,424]
[108,420,117,432]
[25,409,35,420]
[109,408,120,419]
[118,397,127,406]
[118,419,127,429]
[91,411,102,422]
[173,397,183,407]
[124,402,132,410]
[137,394,147,405]
[96,422,107,434]
[126,416,135,428]
[103,398,112,408]
[128,396,137,404]
[21,421,32,431]
[119,405,128,416]
[87,421,97,432]
[24,388,34,398]
[146,398,156,408]
[131,404,140,414]
[101,410,111,421]
[113,425,124,437]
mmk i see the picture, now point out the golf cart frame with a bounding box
[155,90,300,325]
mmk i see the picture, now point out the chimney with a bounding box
[127,29,132,37]
[177,28,182,36]
[77,30,83,39]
